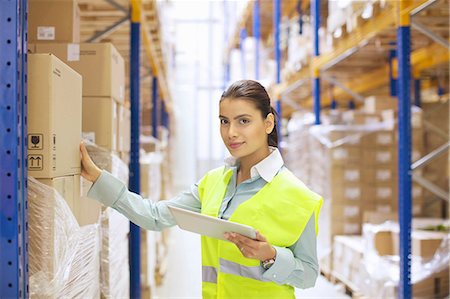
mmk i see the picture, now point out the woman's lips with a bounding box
[229,142,243,149]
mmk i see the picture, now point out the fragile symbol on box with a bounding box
[28,134,43,150]
[28,155,43,170]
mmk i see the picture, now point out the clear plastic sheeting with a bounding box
[28,177,100,299]
[308,122,392,149]
[140,151,163,201]
[100,208,130,299]
[84,140,129,186]
[360,222,450,298]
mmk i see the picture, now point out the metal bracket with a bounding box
[321,73,366,103]
[411,19,450,49]
[86,15,129,43]
[411,142,450,170]
[104,0,128,14]
[412,173,449,201]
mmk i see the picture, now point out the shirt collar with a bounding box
[224,146,284,183]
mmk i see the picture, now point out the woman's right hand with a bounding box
[80,142,102,183]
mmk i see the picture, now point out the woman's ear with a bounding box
[265,113,275,134]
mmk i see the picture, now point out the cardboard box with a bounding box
[363,166,397,183]
[330,182,364,203]
[82,97,118,151]
[413,267,449,298]
[118,104,131,152]
[330,165,361,184]
[328,147,361,165]
[28,53,82,178]
[411,231,447,259]
[362,148,397,165]
[364,95,398,113]
[29,43,125,103]
[29,0,80,43]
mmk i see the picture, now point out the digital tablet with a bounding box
[168,205,257,241]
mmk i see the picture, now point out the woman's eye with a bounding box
[239,119,250,125]
[220,119,228,125]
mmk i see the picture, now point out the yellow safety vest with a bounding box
[198,166,322,299]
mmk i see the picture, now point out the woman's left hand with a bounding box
[224,231,276,261]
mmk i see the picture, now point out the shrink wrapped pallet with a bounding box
[28,177,100,298]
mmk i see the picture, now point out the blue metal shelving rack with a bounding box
[129,2,141,298]
[0,0,29,298]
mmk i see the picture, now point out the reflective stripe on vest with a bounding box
[219,258,271,282]
[202,266,218,284]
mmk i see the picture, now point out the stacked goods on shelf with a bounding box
[332,220,449,298]
[422,100,449,217]
[28,0,80,44]
[28,177,100,298]
[285,96,426,274]
[84,143,130,299]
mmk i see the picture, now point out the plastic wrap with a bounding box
[100,208,130,299]
[28,177,100,298]
[140,152,163,201]
[360,221,450,298]
[84,140,129,187]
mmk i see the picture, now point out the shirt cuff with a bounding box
[262,246,302,284]
[87,170,126,207]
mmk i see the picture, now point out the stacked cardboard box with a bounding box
[28,42,128,156]
[29,0,80,44]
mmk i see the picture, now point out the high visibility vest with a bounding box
[198,166,322,299]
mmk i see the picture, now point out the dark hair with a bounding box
[221,80,278,147]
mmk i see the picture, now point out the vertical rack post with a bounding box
[253,0,260,80]
[311,0,321,124]
[397,1,412,298]
[0,0,28,298]
[152,77,158,138]
[129,1,141,298]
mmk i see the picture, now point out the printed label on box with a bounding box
[28,134,43,150]
[345,187,361,199]
[376,151,391,163]
[37,26,55,40]
[28,154,43,170]
[377,133,393,145]
[377,187,392,199]
[345,170,360,181]
[67,44,80,61]
[333,148,349,160]
[376,169,392,181]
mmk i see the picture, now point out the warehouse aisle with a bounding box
[155,227,350,299]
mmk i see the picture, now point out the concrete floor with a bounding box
[155,227,350,299]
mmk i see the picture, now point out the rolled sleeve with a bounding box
[87,170,126,207]
[262,246,301,284]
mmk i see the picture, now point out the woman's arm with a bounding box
[87,170,202,231]
[262,214,319,288]
[80,141,201,231]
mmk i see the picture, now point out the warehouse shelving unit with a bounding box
[227,0,448,298]
[0,0,28,298]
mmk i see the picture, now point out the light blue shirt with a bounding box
[88,147,319,289]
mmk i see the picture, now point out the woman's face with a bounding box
[219,98,274,162]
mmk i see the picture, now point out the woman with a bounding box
[81,80,322,299]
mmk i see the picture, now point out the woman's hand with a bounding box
[224,231,276,261]
[80,142,102,183]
